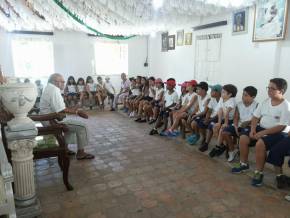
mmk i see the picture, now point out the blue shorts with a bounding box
[267,137,290,167]
[67,93,77,97]
[223,125,250,137]
[197,117,218,130]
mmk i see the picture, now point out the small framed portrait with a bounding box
[232,8,248,35]
[176,30,184,46]
[253,0,288,42]
[161,32,168,52]
[168,35,175,50]
[184,32,192,45]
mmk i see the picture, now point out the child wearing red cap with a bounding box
[186,81,211,145]
[162,80,198,137]
[149,78,179,135]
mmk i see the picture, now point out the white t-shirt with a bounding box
[77,85,85,92]
[197,94,210,113]
[208,98,220,118]
[253,98,290,131]
[67,85,77,93]
[36,84,43,98]
[186,92,197,114]
[181,94,188,106]
[155,87,164,101]
[87,83,96,92]
[121,79,130,92]
[104,81,115,94]
[40,83,66,114]
[164,90,179,108]
[217,97,236,120]
[237,101,258,125]
[131,87,140,96]
[149,86,156,98]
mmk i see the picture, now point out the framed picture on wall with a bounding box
[161,32,168,52]
[168,35,175,50]
[176,30,184,46]
[232,8,248,35]
[185,32,192,45]
[253,0,288,42]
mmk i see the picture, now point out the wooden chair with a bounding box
[0,108,73,191]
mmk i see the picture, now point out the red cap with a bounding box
[164,80,176,86]
[155,78,163,84]
[186,80,198,87]
[178,82,187,87]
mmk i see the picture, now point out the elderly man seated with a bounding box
[40,73,94,160]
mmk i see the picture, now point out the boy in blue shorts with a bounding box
[197,84,222,152]
[222,86,258,162]
[231,78,290,187]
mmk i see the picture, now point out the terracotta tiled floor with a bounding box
[36,111,290,218]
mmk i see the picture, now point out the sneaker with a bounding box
[123,108,129,113]
[134,118,141,122]
[148,119,156,125]
[215,145,226,157]
[149,129,159,135]
[209,147,219,158]
[227,149,239,162]
[129,112,134,118]
[186,137,195,145]
[276,175,289,189]
[159,131,168,136]
[231,163,249,174]
[285,194,290,202]
[251,171,264,187]
[199,143,208,152]
[138,119,147,123]
[186,134,196,141]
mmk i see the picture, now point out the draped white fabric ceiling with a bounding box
[0,0,255,35]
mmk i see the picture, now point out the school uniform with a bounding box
[223,100,258,137]
[67,85,77,96]
[197,97,219,130]
[192,94,211,124]
[160,90,179,118]
[250,98,290,150]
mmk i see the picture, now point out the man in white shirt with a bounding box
[113,73,130,110]
[40,73,94,160]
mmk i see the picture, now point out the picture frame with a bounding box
[232,8,249,35]
[176,30,184,46]
[161,32,168,52]
[168,35,175,50]
[253,0,288,42]
[184,32,192,45]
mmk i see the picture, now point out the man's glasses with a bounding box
[266,86,278,91]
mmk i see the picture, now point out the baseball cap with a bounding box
[155,78,163,84]
[178,82,187,87]
[186,80,198,87]
[209,84,222,93]
[196,81,208,91]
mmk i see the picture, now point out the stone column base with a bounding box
[16,199,41,218]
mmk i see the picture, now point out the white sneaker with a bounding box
[129,112,134,118]
[227,149,238,162]
[285,195,290,201]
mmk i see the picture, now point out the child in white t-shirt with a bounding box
[232,78,290,188]
[186,82,210,145]
[163,80,198,137]
[149,78,179,135]
[104,76,116,111]
[64,76,78,107]
[148,78,164,124]
[76,77,86,107]
[222,86,258,162]
[85,76,96,110]
[209,84,238,158]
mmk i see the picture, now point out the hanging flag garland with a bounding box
[52,0,136,40]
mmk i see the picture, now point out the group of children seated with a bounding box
[62,75,116,110]
[118,76,290,200]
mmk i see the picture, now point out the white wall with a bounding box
[147,7,290,102]
[0,30,148,91]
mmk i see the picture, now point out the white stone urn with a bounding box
[0,83,37,131]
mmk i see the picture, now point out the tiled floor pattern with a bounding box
[36,111,290,218]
